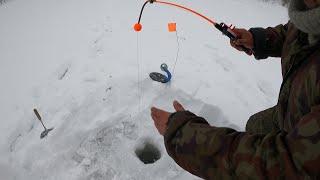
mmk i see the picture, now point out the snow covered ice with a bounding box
[0,0,287,179]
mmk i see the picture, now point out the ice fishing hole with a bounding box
[135,142,161,164]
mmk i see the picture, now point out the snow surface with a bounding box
[0,0,288,179]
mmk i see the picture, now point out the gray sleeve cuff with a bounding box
[249,28,269,60]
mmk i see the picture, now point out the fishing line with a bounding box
[136,33,142,114]
[171,29,180,77]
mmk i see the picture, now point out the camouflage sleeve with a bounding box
[249,23,289,60]
[164,107,320,179]
[245,106,278,135]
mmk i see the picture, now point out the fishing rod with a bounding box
[134,0,252,55]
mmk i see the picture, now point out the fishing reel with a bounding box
[215,23,252,55]
[214,23,237,41]
[149,63,172,83]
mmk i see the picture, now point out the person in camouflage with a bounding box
[150,0,320,179]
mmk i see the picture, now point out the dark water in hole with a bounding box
[135,142,161,164]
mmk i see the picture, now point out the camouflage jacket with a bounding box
[164,22,320,179]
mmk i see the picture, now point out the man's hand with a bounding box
[230,28,254,54]
[151,100,185,135]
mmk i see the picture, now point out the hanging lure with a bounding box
[148,22,177,83]
[133,0,252,55]
[149,63,172,83]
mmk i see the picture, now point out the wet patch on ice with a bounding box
[71,116,140,178]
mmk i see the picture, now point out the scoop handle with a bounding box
[33,109,42,121]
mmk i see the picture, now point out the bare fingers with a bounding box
[173,100,185,111]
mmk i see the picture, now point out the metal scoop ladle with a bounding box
[33,109,54,139]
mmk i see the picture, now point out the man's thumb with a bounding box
[173,100,185,111]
